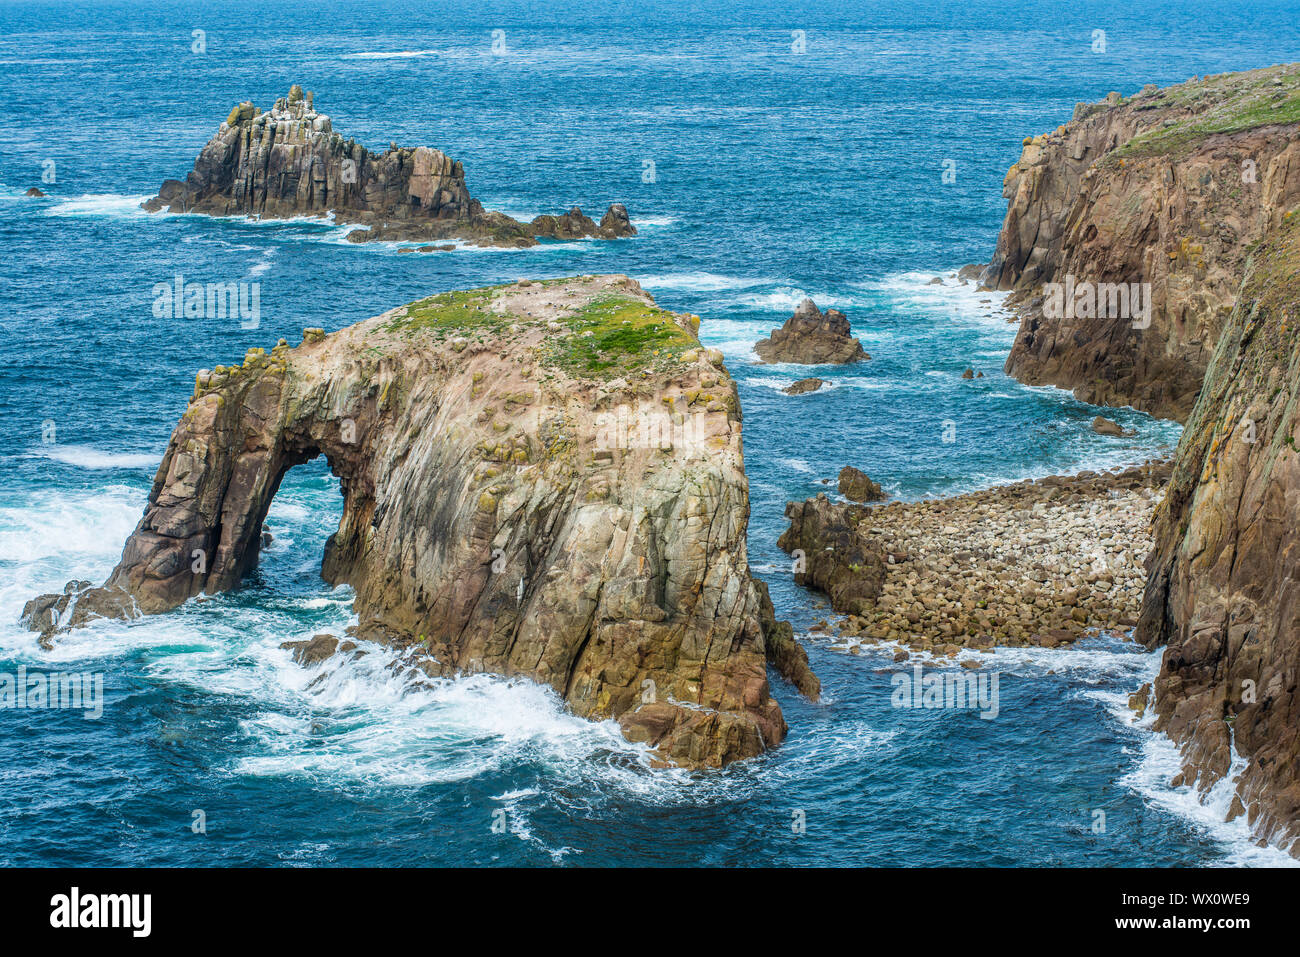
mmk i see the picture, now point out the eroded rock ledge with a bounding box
[142,86,636,248]
[780,462,1170,653]
[987,64,1300,421]
[1138,211,1300,855]
[22,275,816,768]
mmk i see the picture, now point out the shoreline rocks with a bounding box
[22,274,814,769]
[141,87,636,248]
[780,461,1172,651]
[755,298,869,365]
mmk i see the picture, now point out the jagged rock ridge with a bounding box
[22,275,817,768]
[142,86,636,248]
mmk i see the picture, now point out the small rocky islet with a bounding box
[141,85,636,248]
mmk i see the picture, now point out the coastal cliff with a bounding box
[142,86,636,247]
[23,275,816,768]
[987,64,1300,420]
[1137,211,1300,854]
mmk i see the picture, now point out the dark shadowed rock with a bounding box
[754,299,869,364]
[24,187,45,197]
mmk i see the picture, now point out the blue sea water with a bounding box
[1,0,1298,866]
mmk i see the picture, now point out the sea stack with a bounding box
[142,86,637,248]
[755,298,869,364]
[21,275,816,769]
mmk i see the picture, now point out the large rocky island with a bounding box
[142,86,636,248]
[23,275,816,768]
[986,64,1300,421]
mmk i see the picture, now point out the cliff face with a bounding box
[1137,211,1300,854]
[143,86,636,247]
[23,275,816,768]
[987,65,1300,421]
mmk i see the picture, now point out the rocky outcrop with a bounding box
[783,377,824,395]
[1092,415,1135,437]
[782,462,1170,650]
[1137,211,1300,855]
[22,275,814,768]
[837,466,884,502]
[987,64,1300,420]
[142,86,636,248]
[754,299,869,364]
[24,186,45,197]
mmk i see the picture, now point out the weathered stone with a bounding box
[755,299,869,365]
[838,466,885,503]
[24,275,813,769]
[1138,211,1300,856]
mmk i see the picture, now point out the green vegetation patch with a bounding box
[543,294,697,378]
[1107,70,1300,165]
[383,286,507,336]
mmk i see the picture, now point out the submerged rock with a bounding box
[754,298,869,365]
[141,87,635,248]
[22,274,814,769]
[987,63,1300,421]
[783,377,825,395]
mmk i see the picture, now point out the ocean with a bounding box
[1,0,1296,866]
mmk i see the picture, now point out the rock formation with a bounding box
[783,377,824,395]
[1138,211,1300,854]
[22,275,816,768]
[986,64,1300,420]
[837,465,884,502]
[754,298,869,364]
[24,186,45,197]
[142,86,636,248]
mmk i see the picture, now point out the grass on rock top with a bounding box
[382,284,699,380]
[1107,68,1300,164]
